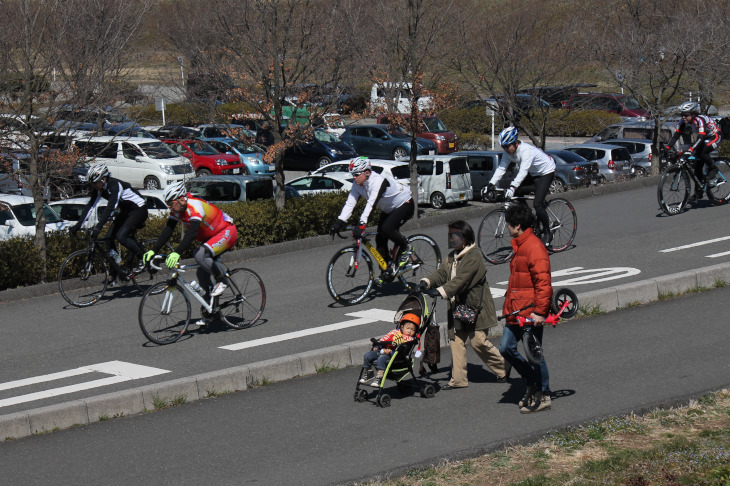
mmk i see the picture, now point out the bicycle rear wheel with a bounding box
[546,198,577,252]
[478,208,514,264]
[400,234,441,287]
[326,247,374,305]
[220,268,266,330]
[706,161,730,205]
[58,249,109,307]
[138,282,191,345]
[657,166,690,215]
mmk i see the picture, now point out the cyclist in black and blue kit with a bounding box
[665,101,723,201]
[70,164,148,282]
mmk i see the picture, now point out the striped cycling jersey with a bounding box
[169,194,233,241]
[675,115,722,148]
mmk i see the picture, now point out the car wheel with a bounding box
[144,177,161,190]
[549,178,566,194]
[196,169,212,177]
[430,191,446,209]
[635,167,647,177]
[392,147,408,159]
[317,157,331,168]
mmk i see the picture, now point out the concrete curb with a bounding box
[2,260,728,441]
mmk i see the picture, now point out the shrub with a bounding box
[718,140,730,159]
[439,107,498,135]
[457,132,492,150]
[136,102,210,126]
[542,110,623,137]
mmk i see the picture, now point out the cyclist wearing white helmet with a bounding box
[666,101,722,201]
[487,127,556,246]
[70,163,148,283]
[143,181,238,320]
[330,156,414,270]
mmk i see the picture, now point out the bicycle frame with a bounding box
[671,153,727,193]
[353,233,421,280]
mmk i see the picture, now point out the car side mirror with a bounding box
[381,135,389,140]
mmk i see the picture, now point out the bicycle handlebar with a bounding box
[330,225,377,240]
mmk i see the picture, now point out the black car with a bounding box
[282,129,357,170]
[545,150,601,193]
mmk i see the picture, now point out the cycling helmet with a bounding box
[163,181,188,203]
[498,126,519,146]
[679,101,700,115]
[348,156,371,175]
[87,164,109,183]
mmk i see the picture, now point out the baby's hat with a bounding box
[400,312,421,327]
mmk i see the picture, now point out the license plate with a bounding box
[449,143,454,148]
[429,150,435,155]
[232,168,240,174]
[267,166,275,171]
[590,179,597,185]
[459,193,465,200]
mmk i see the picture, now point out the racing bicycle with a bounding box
[657,149,730,215]
[498,287,578,365]
[58,233,171,307]
[326,227,441,306]
[477,193,577,264]
[138,255,266,345]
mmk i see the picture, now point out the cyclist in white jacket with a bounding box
[487,127,556,246]
[330,157,414,268]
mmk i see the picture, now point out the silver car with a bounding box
[595,139,654,176]
[565,143,634,182]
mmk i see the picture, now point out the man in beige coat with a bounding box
[420,220,506,389]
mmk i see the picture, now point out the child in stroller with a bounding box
[354,291,438,407]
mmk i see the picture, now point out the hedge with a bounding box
[0,192,375,291]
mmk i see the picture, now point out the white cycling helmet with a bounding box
[348,156,371,175]
[498,126,519,146]
[87,164,109,183]
[163,181,188,203]
[679,101,700,115]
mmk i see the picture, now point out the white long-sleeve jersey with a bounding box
[338,170,412,225]
[489,142,555,188]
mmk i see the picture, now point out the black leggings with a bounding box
[106,206,148,264]
[694,142,718,181]
[516,173,554,235]
[376,199,414,262]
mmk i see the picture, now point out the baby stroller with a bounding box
[353,290,438,407]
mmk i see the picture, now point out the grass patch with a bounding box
[618,300,642,309]
[152,394,187,410]
[577,303,603,317]
[205,388,233,398]
[315,360,339,374]
[32,426,60,435]
[362,389,730,486]
[657,290,677,300]
[249,377,272,388]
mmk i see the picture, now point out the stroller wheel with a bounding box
[421,384,436,398]
[353,389,368,402]
[377,393,391,408]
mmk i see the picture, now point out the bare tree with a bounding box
[0,0,153,279]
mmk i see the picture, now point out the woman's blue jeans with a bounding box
[499,324,550,392]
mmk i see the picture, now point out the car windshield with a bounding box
[622,97,641,110]
[228,141,263,155]
[551,151,586,164]
[9,202,63,226]
[138,142,178,159]
[314,130,342,143]
[188,141,219,156]
[421,117,447,133]
[106,111,131,123]
[386,128,409,139]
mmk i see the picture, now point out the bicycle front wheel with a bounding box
[546,198,577,252]
[220,268,266,330]
[478,208,514,264]
[131,239,174,294]
[657,166,690,215]
[58,249,109,307]
[138,282,191,345]
[706,161,730,206]
[401,234,442,286]
[326,247,374,305]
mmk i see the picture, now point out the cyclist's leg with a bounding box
[201,224,238,295]
[115,207,148,268]
[532,172,554,242]
[381,199,414,263]
[699,142,719,180]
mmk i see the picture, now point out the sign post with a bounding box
[155,97,166,126]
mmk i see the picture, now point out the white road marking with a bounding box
[497,266,641,286]
[219,309,395,351]
[659,236,730,253]
[0,361,170,408]
[706,250,730,258]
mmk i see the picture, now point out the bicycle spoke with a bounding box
[138,283,190,345]
[220,269,266,330]
[326,247,374,305]
[478,209,513,264]
[58,249,108,307]
[546,199,577,252]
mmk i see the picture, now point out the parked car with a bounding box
[73,136,194,190]
[545,150,601,193]
[595,139,654,176]
[285,174,353,196]
[312,159,413,186]
[565,143,634,182]
[196,123,256,141]
[149,125,201,140]
[311,113,347,137]
[0,151,86,200]
[453,151,511,200]
[370,82,433,114]
[163,139,247,177]
[341,124,436,160]
[205,138,274,176]
[587,120,676,145]
[185,175,274,204]
[282,128,357,170]
[0,194,69,240]
[564,93,650,120]
[414,154,472,208]
[376,114,458,154]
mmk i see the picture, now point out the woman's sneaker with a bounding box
[359,368,375,383]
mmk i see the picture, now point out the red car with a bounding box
[163,139,248,177]
[377,114,458,154]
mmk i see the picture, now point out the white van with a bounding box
[370,82,433,114]
[73,136,194,190]
[415,155,473,209]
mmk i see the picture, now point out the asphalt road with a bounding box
[2,184,730,416]
[1,287,729,485]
